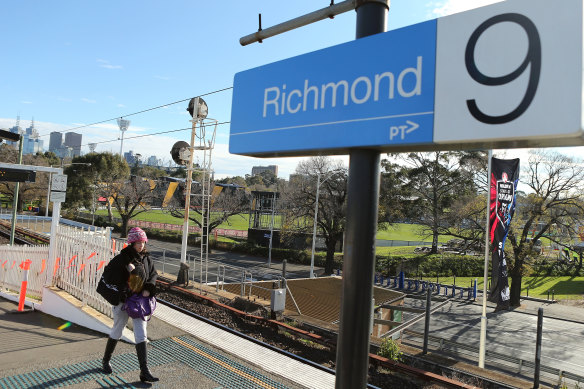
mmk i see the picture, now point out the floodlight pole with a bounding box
[181,97,199,264]
[9,137,24,246]
[117,118,130,157]
[479,149,493,368]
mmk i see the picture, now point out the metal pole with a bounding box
[310,172,321,278]
[533,307,543,388]
[268,192,276,268]
[423,286,432,354]
[240,0,355,46]
[9,137,24,246]
[46,190,62,286]
[335,4,388,386]
[479,149,493,368]
[45,171,52,217]
[181,97,199,264]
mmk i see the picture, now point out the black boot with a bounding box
[136,341,159,382]
[102,338,118,374]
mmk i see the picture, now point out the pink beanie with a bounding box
[127,227,148,243]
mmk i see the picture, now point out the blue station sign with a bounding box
[230,20,437,156]
[230,0,584,157]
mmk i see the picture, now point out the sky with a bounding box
[1,0,580,180]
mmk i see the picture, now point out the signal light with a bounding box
[187,97,208,119]
[170,141,191,166]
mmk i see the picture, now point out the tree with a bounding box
[64,153,129,216]
[385,151,482,253]
[217,176,247,188]
[63,152,157,237]
[282,156,348,275]
[379,159,415,225]
[438,151,489,251]
[506,151,584,306]
[166,182,249,235]
[109,175,157,236]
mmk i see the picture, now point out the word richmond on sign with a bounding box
[262,56,423,117]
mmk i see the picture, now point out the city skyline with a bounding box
[2,0,582,180]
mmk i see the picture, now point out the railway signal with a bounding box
[0,167,36,183]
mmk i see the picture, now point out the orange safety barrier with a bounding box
[18,259,32,312]
[40,259,46,274]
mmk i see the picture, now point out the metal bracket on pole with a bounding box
[240,0,356,46]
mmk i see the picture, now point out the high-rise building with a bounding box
[6,115,22,148]
[22,119,43,155]
[147,155,160,166]
[49,132,62,154]
[251,165,278,177]
[124,150,136,165]
[5,117,43,154]
[64,132,82,157]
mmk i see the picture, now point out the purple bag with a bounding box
[122,293,156,321]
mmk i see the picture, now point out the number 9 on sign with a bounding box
[465,13,541,125]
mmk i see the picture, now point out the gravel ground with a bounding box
[157,288,440,389]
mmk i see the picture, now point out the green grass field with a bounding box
[97,210,443,242]
[95,209,251,230]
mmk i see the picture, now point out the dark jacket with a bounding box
[101,245,158,305]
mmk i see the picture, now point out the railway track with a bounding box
[156,278,505,389]
[0,220,50,245]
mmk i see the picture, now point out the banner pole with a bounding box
[479,149,492,368]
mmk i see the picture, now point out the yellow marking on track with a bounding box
[171,337,278,389]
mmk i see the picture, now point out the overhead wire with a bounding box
[83,121,231,147]
[37,86,233,138]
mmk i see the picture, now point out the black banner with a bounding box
[489,157,520,309]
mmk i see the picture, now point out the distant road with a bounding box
[112,233,317,283]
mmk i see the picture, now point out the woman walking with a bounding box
[98,227,159,382]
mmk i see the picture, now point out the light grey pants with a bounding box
[110,303,148,344]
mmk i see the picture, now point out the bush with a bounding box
[378,338,403,362]
[376,254,486,277]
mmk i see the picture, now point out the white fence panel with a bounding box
[53,225,119,317]
[0,245,50,299]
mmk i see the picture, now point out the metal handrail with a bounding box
[402,329,584,384]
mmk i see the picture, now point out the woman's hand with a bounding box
[127,263,135,272]
[142,290,150,297]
